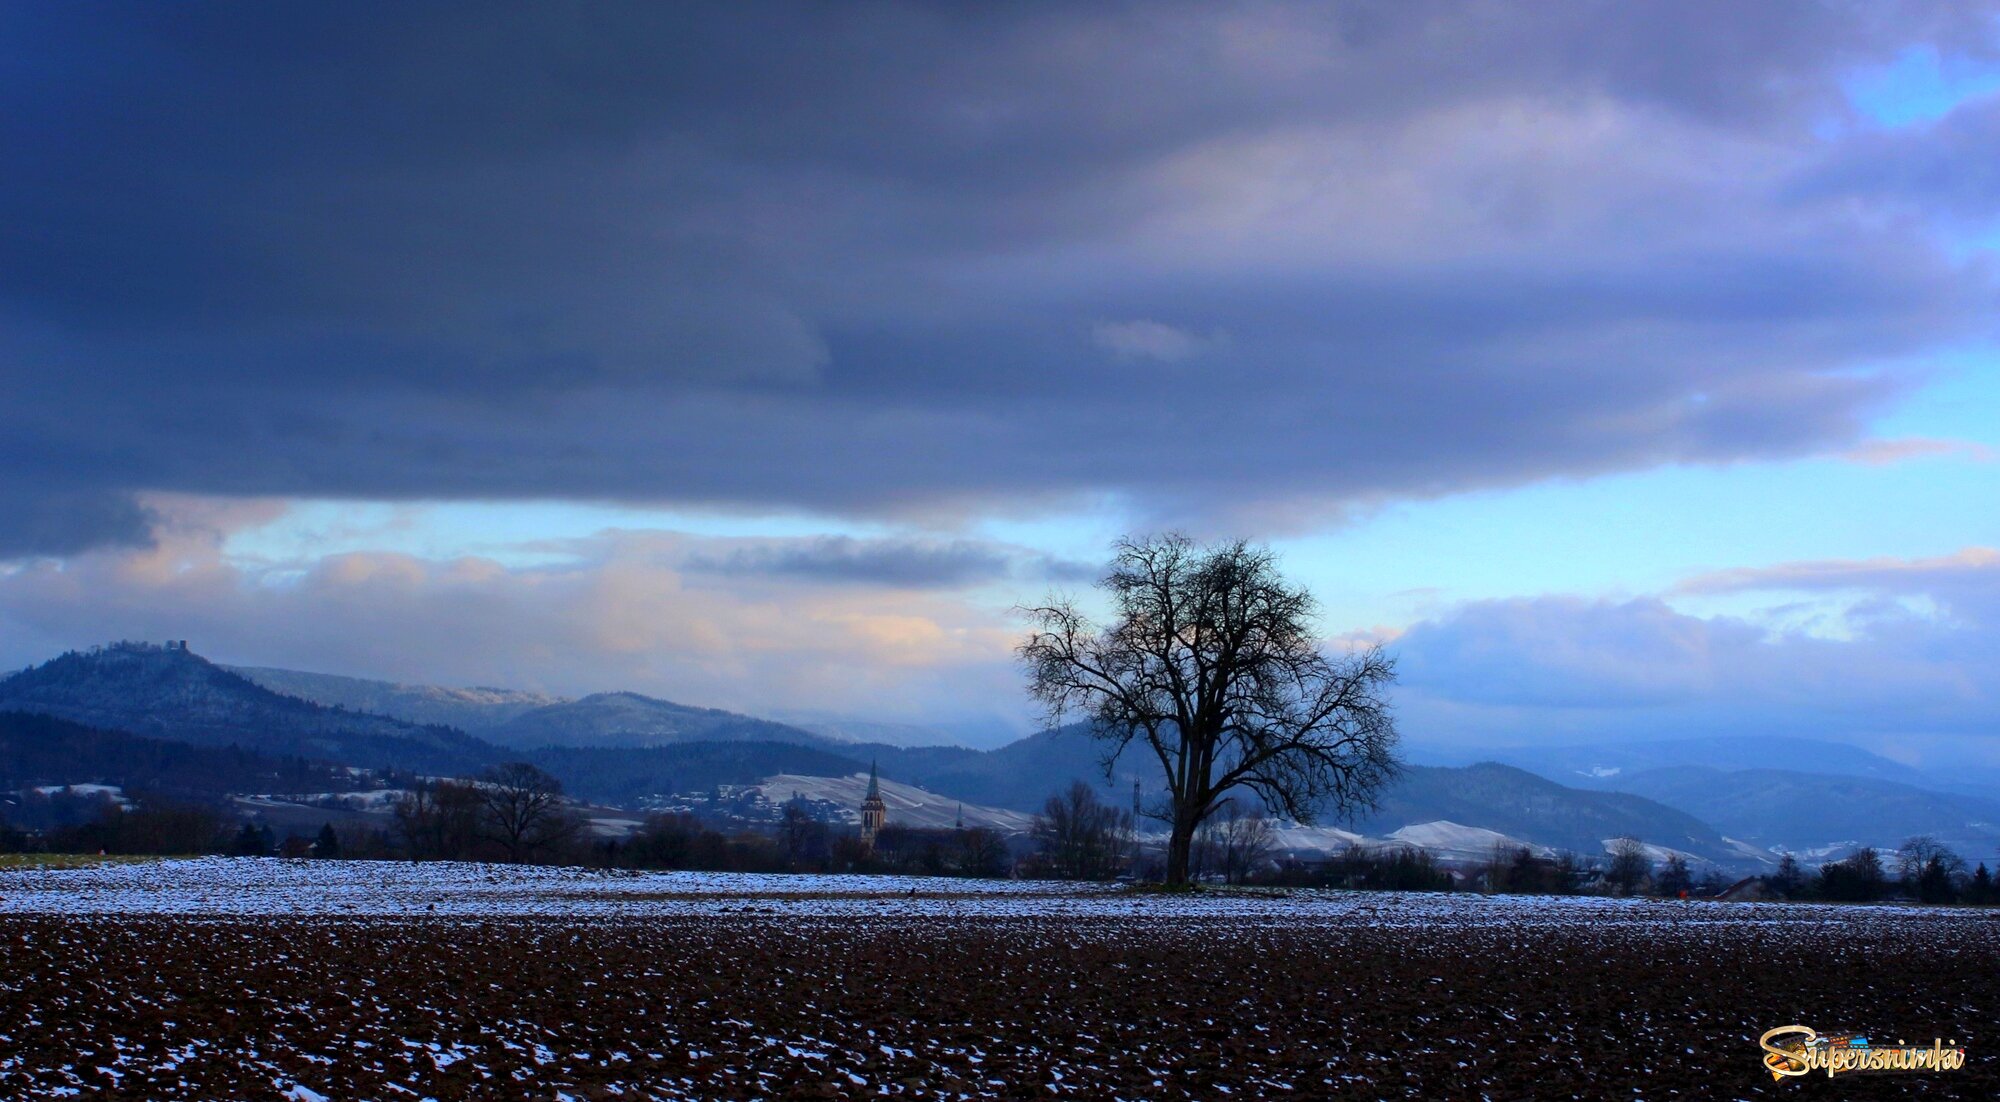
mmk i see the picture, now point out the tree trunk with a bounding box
[1165,815,1196,886]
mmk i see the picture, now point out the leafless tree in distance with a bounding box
[1197,800,1276,885]
[1607,836,1650,896]
[479,762,583,863]
[1031,781,1130,880]
[394,779,483,861]
[1020,533,1400,886]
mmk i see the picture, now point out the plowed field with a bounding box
[1,860,1993,1099]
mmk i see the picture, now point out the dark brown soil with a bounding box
[1,911,1994,1099]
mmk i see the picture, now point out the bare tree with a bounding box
[954,826,1013,878]
[1197,800,1276,885]
[478,762,583,864]
[1021,533,1399,886]
[1898,835,1965,903]
[1818,846,1886,902]
[394,779,483,860]
[778,800,831,870]
[1606,836,1650,896]
[1031,781,1130,880]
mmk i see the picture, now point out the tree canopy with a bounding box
[1020,533,1399,885]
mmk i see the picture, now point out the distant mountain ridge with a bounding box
[1463,735,1929,788]
[10,642,1992,872]
[1348,762,1753,865]
[0,643,492,773]
[229,666,563,733]
[1600,765,2000,855]
[485,692,842,752]
[233,666,887,753]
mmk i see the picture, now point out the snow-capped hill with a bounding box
[230,666,566,732]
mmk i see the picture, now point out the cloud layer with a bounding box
[1397,548,2000,754]
[0,509,1034,731]
[3,494,1994,763]
[4,3,1998,553]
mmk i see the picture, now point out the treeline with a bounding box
[1758,838,1996,905]
[1,800,232,856]
[614,811,1015,877]
[380,765,1022,877]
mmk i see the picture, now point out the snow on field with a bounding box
[2,858,1992,929]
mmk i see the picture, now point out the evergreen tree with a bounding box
[1656,854,1693,897]
[1770,854,1806,898]
[1916,853,1960,904]
[312,823,340,859]
[232,821,271,857]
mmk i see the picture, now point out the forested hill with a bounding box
[1346,763,1742,863]
[0,643,494,774]
[0,710,365,802]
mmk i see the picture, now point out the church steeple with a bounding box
[859,760,887,851]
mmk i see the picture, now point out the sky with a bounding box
[2,2,1998,761]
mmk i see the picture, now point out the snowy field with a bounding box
[3,860,1996,1100]
[2,856,1993,929]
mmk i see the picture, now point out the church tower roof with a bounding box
[866,760,880,799]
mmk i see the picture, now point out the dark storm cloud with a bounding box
[0,487,152,559]
[3,1,1997,554]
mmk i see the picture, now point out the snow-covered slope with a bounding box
[1388,821,1551,863]
[756,772,1036,834]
